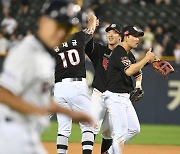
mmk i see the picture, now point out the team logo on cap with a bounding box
[133,27,138,31]
[124,31,129,35]
[133,26,142,32]
[111,24,116,28]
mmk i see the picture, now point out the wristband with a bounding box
[136,81,141,88]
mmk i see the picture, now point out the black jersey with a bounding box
[106,45,142,93]
[54,31,92,83]
[85,38,112,92]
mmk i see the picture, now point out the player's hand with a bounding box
[87,13,97,21]
[47,102,94,125]
[145,48,155,63]
[96,19,99,27]
[71,111,94,125]
[154,56,160,62]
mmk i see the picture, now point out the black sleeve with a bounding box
[78,30,93,44]
[85,38,104,67]
[85,38,94,54]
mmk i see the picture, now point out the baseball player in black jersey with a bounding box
[85,24,122,153]
[0,1,94,154]
[102,26,157,154]
[53,14,98,154]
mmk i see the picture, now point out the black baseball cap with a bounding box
[105,24,122,34]
[41,0,80,27]
[123,26,144,37]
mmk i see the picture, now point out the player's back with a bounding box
[54,31,92,83]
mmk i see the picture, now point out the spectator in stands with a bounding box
[1,13,17,36]
[17,34,24,42]
[155,26,164,45]
[0,32,9,54]
[153,41,164,59]
[118,0,132,4]
[1,0,12,16]
[20,0,30,14]
[26,29,33,36]
[163,36,175,56]
[148,18,158,33]
[142,26,154,50]
[173,43,180,64]
[8,34,19,51]
[162,21,171,34]
[155,0,171,5]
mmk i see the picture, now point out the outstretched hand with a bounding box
[47,102,94,125]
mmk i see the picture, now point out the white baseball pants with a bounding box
[54,78,94,137]
[103,90,140,154]
[0,119,47,154]
[91,88,112,139]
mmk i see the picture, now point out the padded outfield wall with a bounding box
[85,60,180,124]
[0,57,179,124]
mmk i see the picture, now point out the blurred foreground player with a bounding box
[0,1,93,154]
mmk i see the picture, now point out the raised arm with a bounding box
[125,48,155,76]
[86,13,98,34]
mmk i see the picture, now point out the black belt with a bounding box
[5,117,13,122]
[59,78,83,82]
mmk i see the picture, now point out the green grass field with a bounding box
[42,121,180,145]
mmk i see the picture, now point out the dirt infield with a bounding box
[43,142,180,154]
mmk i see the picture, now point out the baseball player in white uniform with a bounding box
[0,1,93,154]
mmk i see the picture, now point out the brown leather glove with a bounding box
[152,60,174,76]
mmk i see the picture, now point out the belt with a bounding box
[0,117,13,123]
[59,78,83,82]
[5,117,13,122]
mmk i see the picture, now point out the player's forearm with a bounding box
[48,102,81,118]
[135,75,142,89]
[48,102,93,124]
[0,87,47,115]
[48,102,72,115]
[125,57,149,76]
[87,14,97,33]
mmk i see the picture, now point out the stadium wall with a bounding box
[0,57,179,124]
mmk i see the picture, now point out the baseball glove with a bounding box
[152,60,174,76]
[130,88,144,103]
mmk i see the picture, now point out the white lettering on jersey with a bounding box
[72,40,77,46]
[58,49,80,68]
[62,42,68,47]
[59,52,68,68]
[67,49,80,65]
[54,46,60,52]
